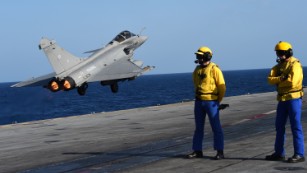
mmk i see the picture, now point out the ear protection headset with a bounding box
[203,52,212,61]
[287,49,293,58]
[195,52,212,64]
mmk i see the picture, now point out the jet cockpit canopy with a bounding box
[112,31,136,43]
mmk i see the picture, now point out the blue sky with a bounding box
[1,0,306,82]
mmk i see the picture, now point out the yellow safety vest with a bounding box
[268,57,304,101]
[193,62,226,102]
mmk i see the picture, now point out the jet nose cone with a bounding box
[139,36,148,43]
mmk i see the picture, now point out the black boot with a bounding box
[265,153,285,161]
[214,150,224,160]
[287,154,305,163]
[186,151,203,159]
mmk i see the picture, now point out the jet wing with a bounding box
[87,58,152,83]
[11,72,56,87]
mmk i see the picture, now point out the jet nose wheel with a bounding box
[77,83,88,96]
[110,83,119,93]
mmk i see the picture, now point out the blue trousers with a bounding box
[274,98,305,157]
[192,100,224,151]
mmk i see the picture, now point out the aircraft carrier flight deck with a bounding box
[0,91,306,173]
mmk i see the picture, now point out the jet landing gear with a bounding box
[101,81,119,93]
[77,83,88,96]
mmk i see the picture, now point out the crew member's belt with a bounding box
[278,88,303,96]
[195,93,218,101]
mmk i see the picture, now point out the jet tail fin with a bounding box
[39,38,83,74]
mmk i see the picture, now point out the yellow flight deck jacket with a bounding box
[268,57,304,101]
[193,62,226,103]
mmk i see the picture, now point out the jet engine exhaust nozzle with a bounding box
[62,77,76,91]
[48,79,61,92]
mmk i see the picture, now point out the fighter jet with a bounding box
[11,30,154,95]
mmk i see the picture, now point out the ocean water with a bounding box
[0,68,306,125]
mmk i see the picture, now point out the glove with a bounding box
[280,75,288,81]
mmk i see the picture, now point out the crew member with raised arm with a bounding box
[266,41,305,163]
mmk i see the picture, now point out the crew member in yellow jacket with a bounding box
[186,46,226,160]
[266,41,305,163]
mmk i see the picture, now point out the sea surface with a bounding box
[1,68,306,125]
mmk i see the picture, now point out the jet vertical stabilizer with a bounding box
[39,38,83,74]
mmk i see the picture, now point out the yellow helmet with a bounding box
[275,41,292,51]
[195,46,213,56]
